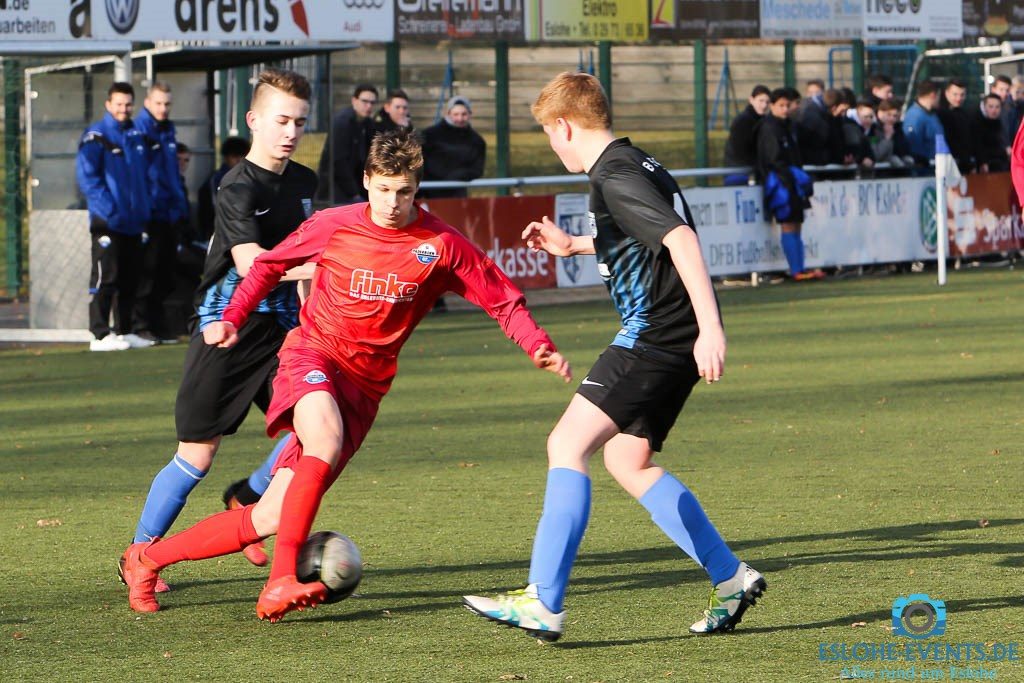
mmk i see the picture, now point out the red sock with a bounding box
[269,456,332,582]
[144,505,262,570]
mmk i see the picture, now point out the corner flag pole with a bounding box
[934,134,959,287]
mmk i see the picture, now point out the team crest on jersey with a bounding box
[301,198,313,218]
[411,243,439,265]
[303,370,329,385]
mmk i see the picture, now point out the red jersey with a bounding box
[1013,122,1024,209]
[222,203,554,401]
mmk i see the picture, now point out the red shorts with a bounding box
[266,340,380,481]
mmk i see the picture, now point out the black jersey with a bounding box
[195,158,318,330]
[588,138,708,353]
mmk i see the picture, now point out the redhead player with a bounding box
[463,73,766,641]
[119,129,570,621]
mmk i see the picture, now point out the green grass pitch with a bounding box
[2,270,1023,682]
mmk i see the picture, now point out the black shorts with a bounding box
[175,314,288,442]
[576,344,700,452]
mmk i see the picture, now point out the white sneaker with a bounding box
[90,334,131,352]
[118,333,157,349]
[463,584,566,642]
[689,562,767,634]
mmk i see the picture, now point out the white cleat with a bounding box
[463,584,566,642]
[689,562,767,634]
[90,333,131,352]
[118,333,157,349]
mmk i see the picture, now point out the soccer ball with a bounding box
[297,531,363,603]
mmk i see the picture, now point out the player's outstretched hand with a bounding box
[693,326,725,384]
[203,321,239,349]
[532,343,572,383]
[522,216,573,257]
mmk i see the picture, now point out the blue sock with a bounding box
[248,433,292,496]
[639,472,740,585]
[780,232,804,276]
[133,454,206,543]
[527,468,591,613]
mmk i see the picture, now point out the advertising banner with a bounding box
[946,173,1024,258]
[3,0,395,43]
[396,0,525,41]
[525,0,648,42]
[421,196,557,290]
[963,0,1024,42]
[759,0,861,39]
[863,0,962,41]
[651,0,760,40]
[553,178,938,283]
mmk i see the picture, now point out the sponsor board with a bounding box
[422,196,556,290]
[863,0,963,41]
[2,0,395,42]
[525,0,648,42]
[945,172,1024,257]
[396,0,524,41]
[650,0,760,40]
[759,0,861,39]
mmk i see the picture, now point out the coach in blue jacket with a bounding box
[76,82,152,352]
[133,81,189,343]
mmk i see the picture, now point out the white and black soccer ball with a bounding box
[297,531,363,603]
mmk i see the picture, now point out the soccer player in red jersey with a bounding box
[1012,119,1024,208]
[119,130,570,620]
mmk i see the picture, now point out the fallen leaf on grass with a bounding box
[163,651,172,658]
[979,519,990,528]
[851,622,867,628]
[12,632,26,640]
[499,675,527,681]
[36,519,62,527]
[960,352,974,359]
[458,462,479,468]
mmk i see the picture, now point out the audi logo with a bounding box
[344,0,385,8]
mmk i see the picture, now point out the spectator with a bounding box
[373,88,414,137]
[1007,77,1024,146]
[797,87,838,167]
[840,97,875,169]
[76,82,153,352]
[869,100,914,169]
[722,84,770,185]
[972,94,1010,173]
[903,80,944,168]
[937,78,973,174]
[316,83,378,205]
[865,73,894,109]
[132,81,189,345]
[783,87,802,119]
[991,74,1015,155]
[803,78,825,102]
[198,136,250,242]
[420,95,487,199]
[756,88,820,280]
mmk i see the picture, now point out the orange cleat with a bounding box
[225,491,270,567]
[120,541,162,613]
[256,575,327,623]
[118,555,171,593]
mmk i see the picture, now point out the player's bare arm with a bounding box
[522,215,595,256]
[662,225,725,384]
[230,242,315,281]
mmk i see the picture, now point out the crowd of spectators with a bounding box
[724,72,1024,182]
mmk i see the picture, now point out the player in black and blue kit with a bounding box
[464,72,767,641]
[123,70,318,587]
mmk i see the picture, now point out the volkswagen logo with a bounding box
[105,0,140,34]
[345,0,385,8]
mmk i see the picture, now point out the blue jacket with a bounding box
[76,112,152,235]
[134,107,189,224]
[903,103,945,163]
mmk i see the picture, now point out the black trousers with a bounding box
[89,230,143,339]
[132,221,179,337]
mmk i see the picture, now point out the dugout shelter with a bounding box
[21,42,352,337]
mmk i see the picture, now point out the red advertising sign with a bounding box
[421,195,557,290]
[946,173,1024,257]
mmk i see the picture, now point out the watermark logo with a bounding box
[892,594,946,640]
